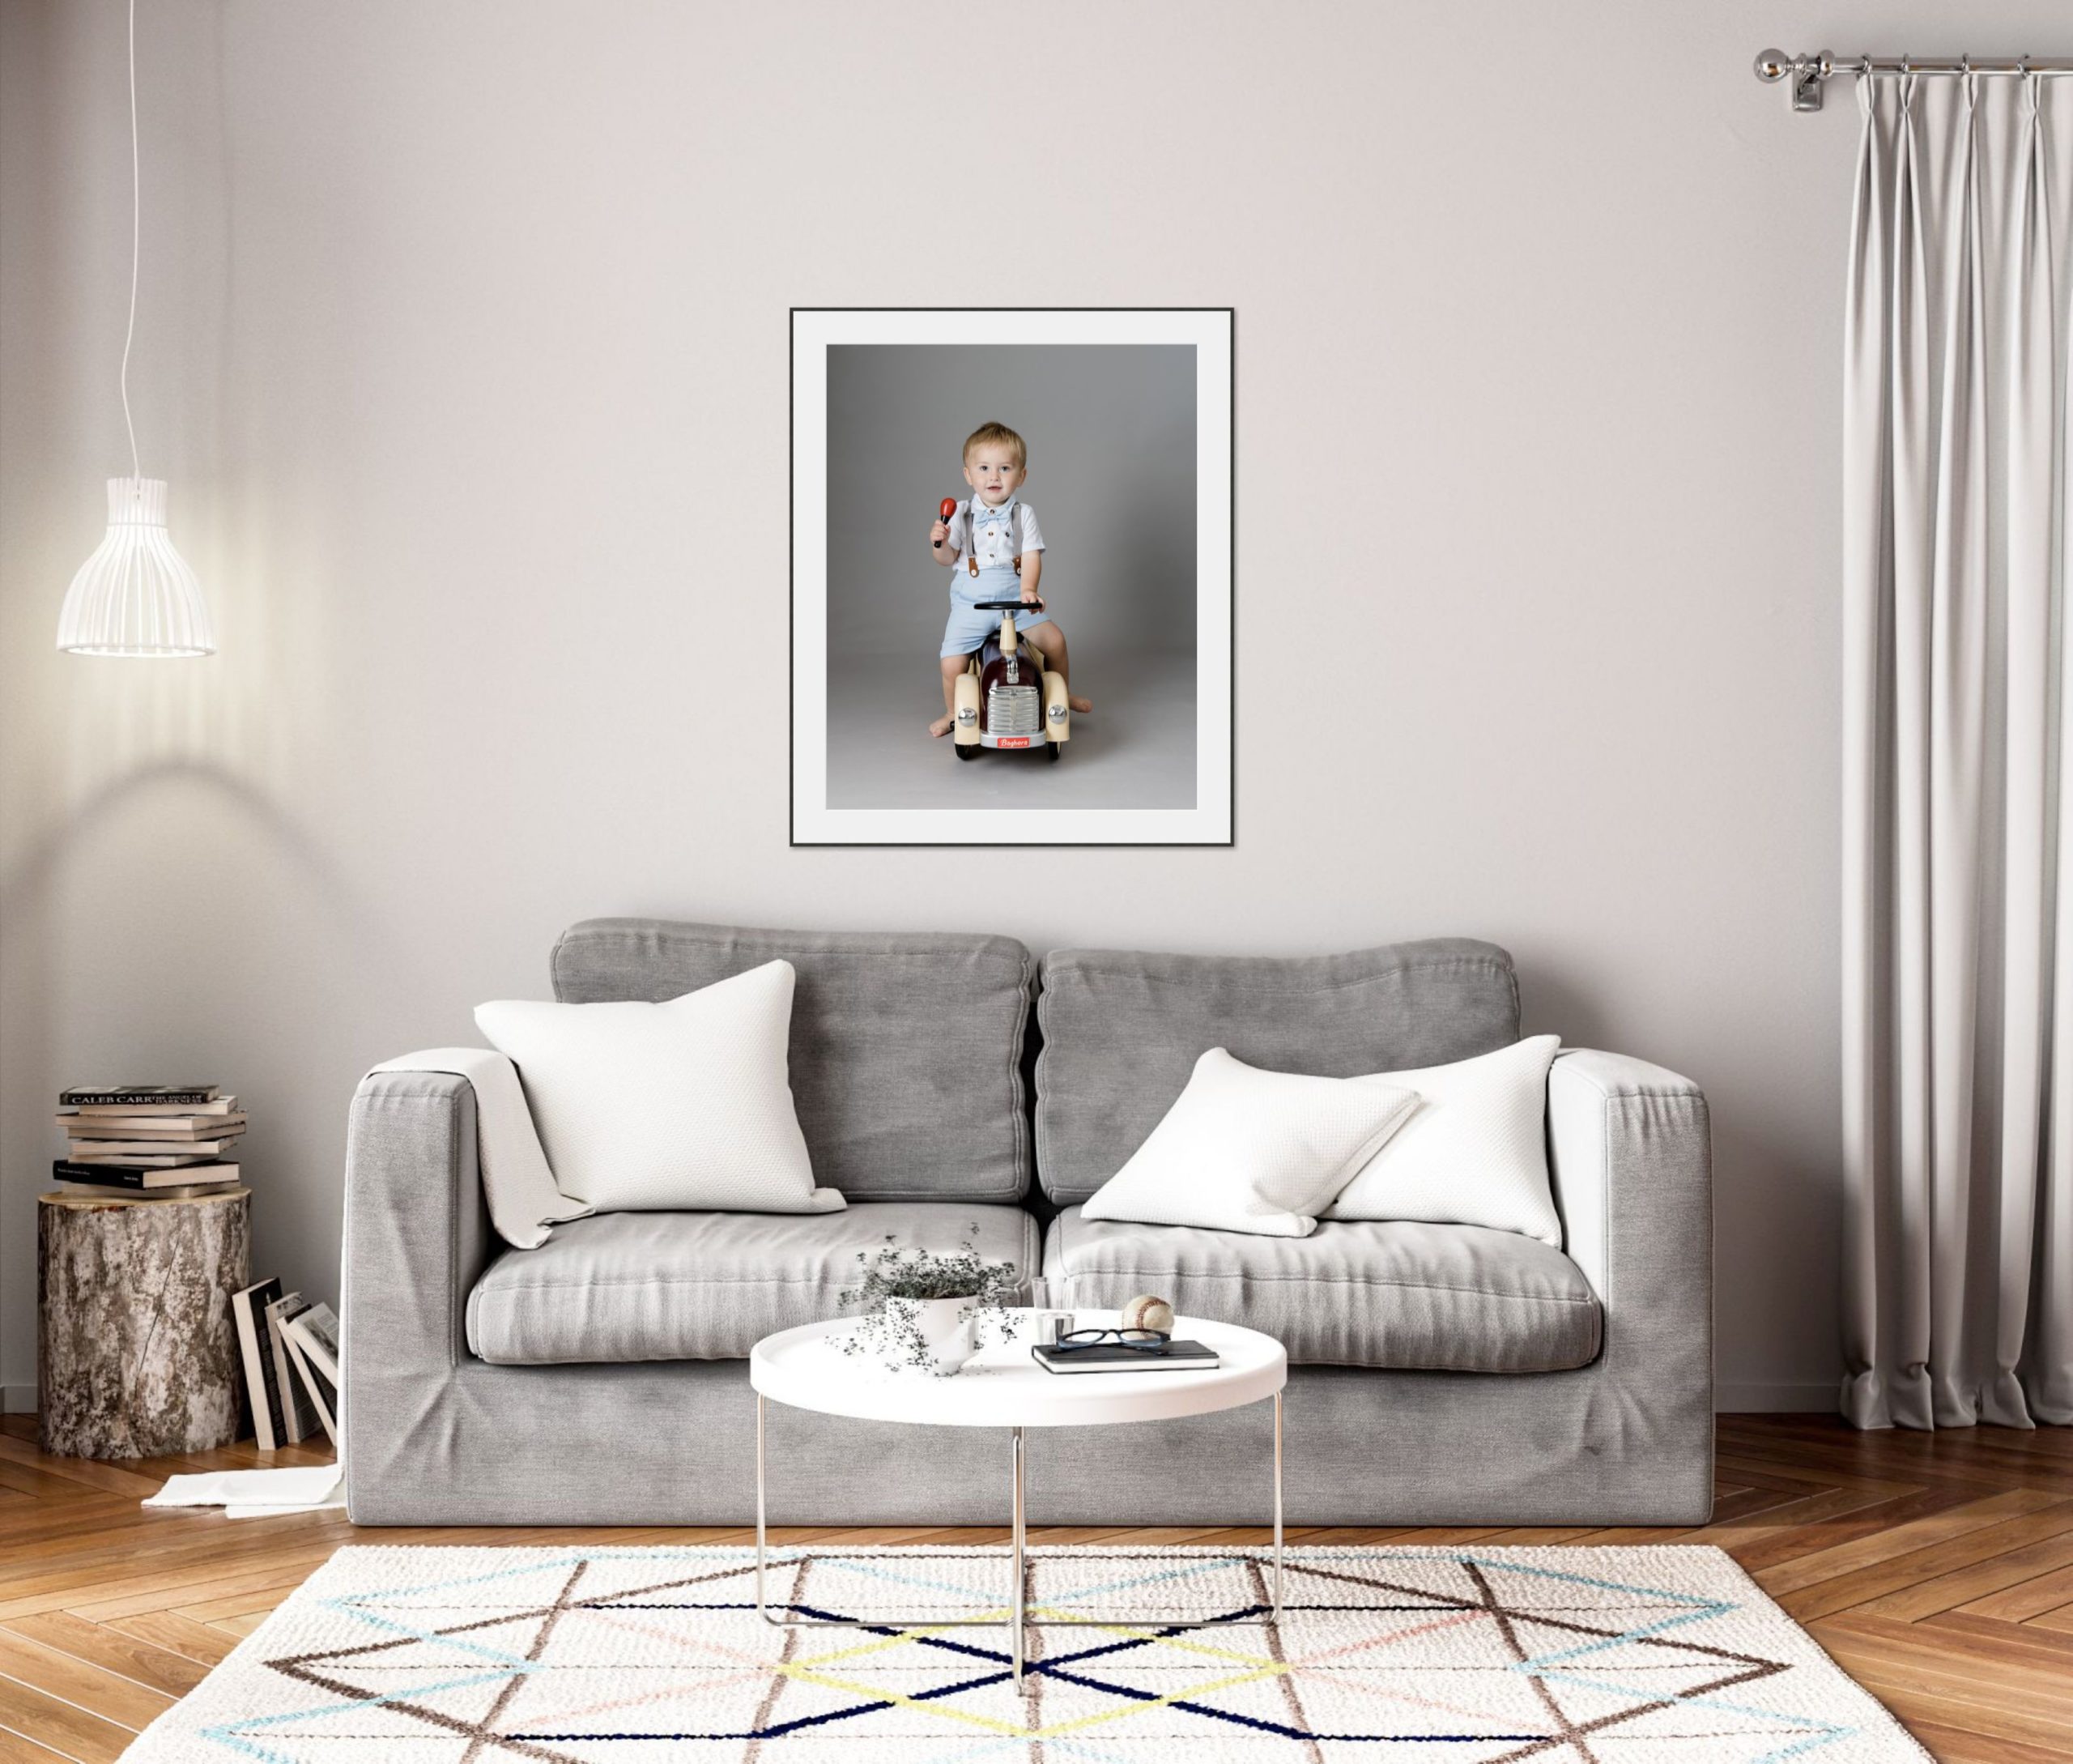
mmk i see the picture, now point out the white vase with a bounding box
[882,1296,977,1375]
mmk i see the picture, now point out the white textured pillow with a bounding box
[474,960,844,1215]
[1323,1035,1562,1243]
[1080,1048,1418,1238]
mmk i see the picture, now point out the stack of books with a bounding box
[231,1279,339,1449]
[53,1084,243,1198]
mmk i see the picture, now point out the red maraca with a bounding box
[940,495,979,575]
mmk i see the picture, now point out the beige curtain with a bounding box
[1842,71,2073,1430]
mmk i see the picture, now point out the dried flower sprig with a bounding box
[835,1227,1022,1375]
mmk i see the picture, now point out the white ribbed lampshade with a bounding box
[56,477,215,657]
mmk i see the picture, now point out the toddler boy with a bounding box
[926,422,1092,737]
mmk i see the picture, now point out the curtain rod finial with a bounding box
[1755,49,1830,109]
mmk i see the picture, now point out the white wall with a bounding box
[6,1,2055,1413]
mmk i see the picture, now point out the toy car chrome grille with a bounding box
[987,683,1043,735]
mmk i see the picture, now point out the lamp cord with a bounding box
[117,0,141,484]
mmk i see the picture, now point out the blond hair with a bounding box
[962,422,1027,468]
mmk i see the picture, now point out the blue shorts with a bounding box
[942,567,1054,659]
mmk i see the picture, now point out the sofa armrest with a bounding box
[341,1067,492,1447]
[1547,1048,1711,1369]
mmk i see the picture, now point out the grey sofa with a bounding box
[343,918,1712,1526]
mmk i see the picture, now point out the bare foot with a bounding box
[1070,696,1092,714]
[928,714,954,738]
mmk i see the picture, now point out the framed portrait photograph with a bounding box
[790,307,1232,846]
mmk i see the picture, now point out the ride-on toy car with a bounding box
[952,600,1070,762]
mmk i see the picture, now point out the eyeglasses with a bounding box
[1050,1327,1173,1354]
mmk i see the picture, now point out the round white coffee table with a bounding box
[748,1309,1288,1685]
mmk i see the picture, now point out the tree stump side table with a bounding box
[37,1188,251,1459]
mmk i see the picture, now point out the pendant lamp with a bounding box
[56,0,214,658]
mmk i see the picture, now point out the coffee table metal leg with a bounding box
[756,1392,769,1622]
[1271,1388,1283,1620]
[1011,1425,1026,1686]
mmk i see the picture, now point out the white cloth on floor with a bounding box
[146,1463,345,1517]
[367,1046,592,1248]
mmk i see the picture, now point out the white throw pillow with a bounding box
[1323,1035,1562,1243]
[474,960,844,1215]
[1079,1048,1419,1238]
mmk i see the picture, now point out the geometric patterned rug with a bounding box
[120,1545,1930,1761]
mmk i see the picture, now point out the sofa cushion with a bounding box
[468,1202,1041,1366]
[1042,1205,1599,1372]
[1036,939,1521,1205]
[1081,1050,1419,1238]
[551,919,1034,1203]
[475,961,842,1216]
[1325,1035,1564,1243]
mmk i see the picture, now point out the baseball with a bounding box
[1120,1294,1175,1335]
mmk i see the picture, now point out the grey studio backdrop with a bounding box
[822,343,1199,812]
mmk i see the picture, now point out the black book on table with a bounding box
[1031,1340,1221,1375]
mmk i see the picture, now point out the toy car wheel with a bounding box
[1045,739,1062,762]
[955,740,981,761]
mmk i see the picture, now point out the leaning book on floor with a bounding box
[283,1302,341,1448]
[266,1291,320,1445]
[231,1276,287,1448]
[280,1330,337,1448]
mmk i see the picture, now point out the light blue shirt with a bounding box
[952,497,1045,572]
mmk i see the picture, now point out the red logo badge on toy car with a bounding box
[997,738,1031,749]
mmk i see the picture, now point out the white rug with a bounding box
[121,1543,1928,1760]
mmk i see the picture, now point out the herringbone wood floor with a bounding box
[0,1412,2068,1760]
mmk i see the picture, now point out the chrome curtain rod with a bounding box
[1755,49,2073,113]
